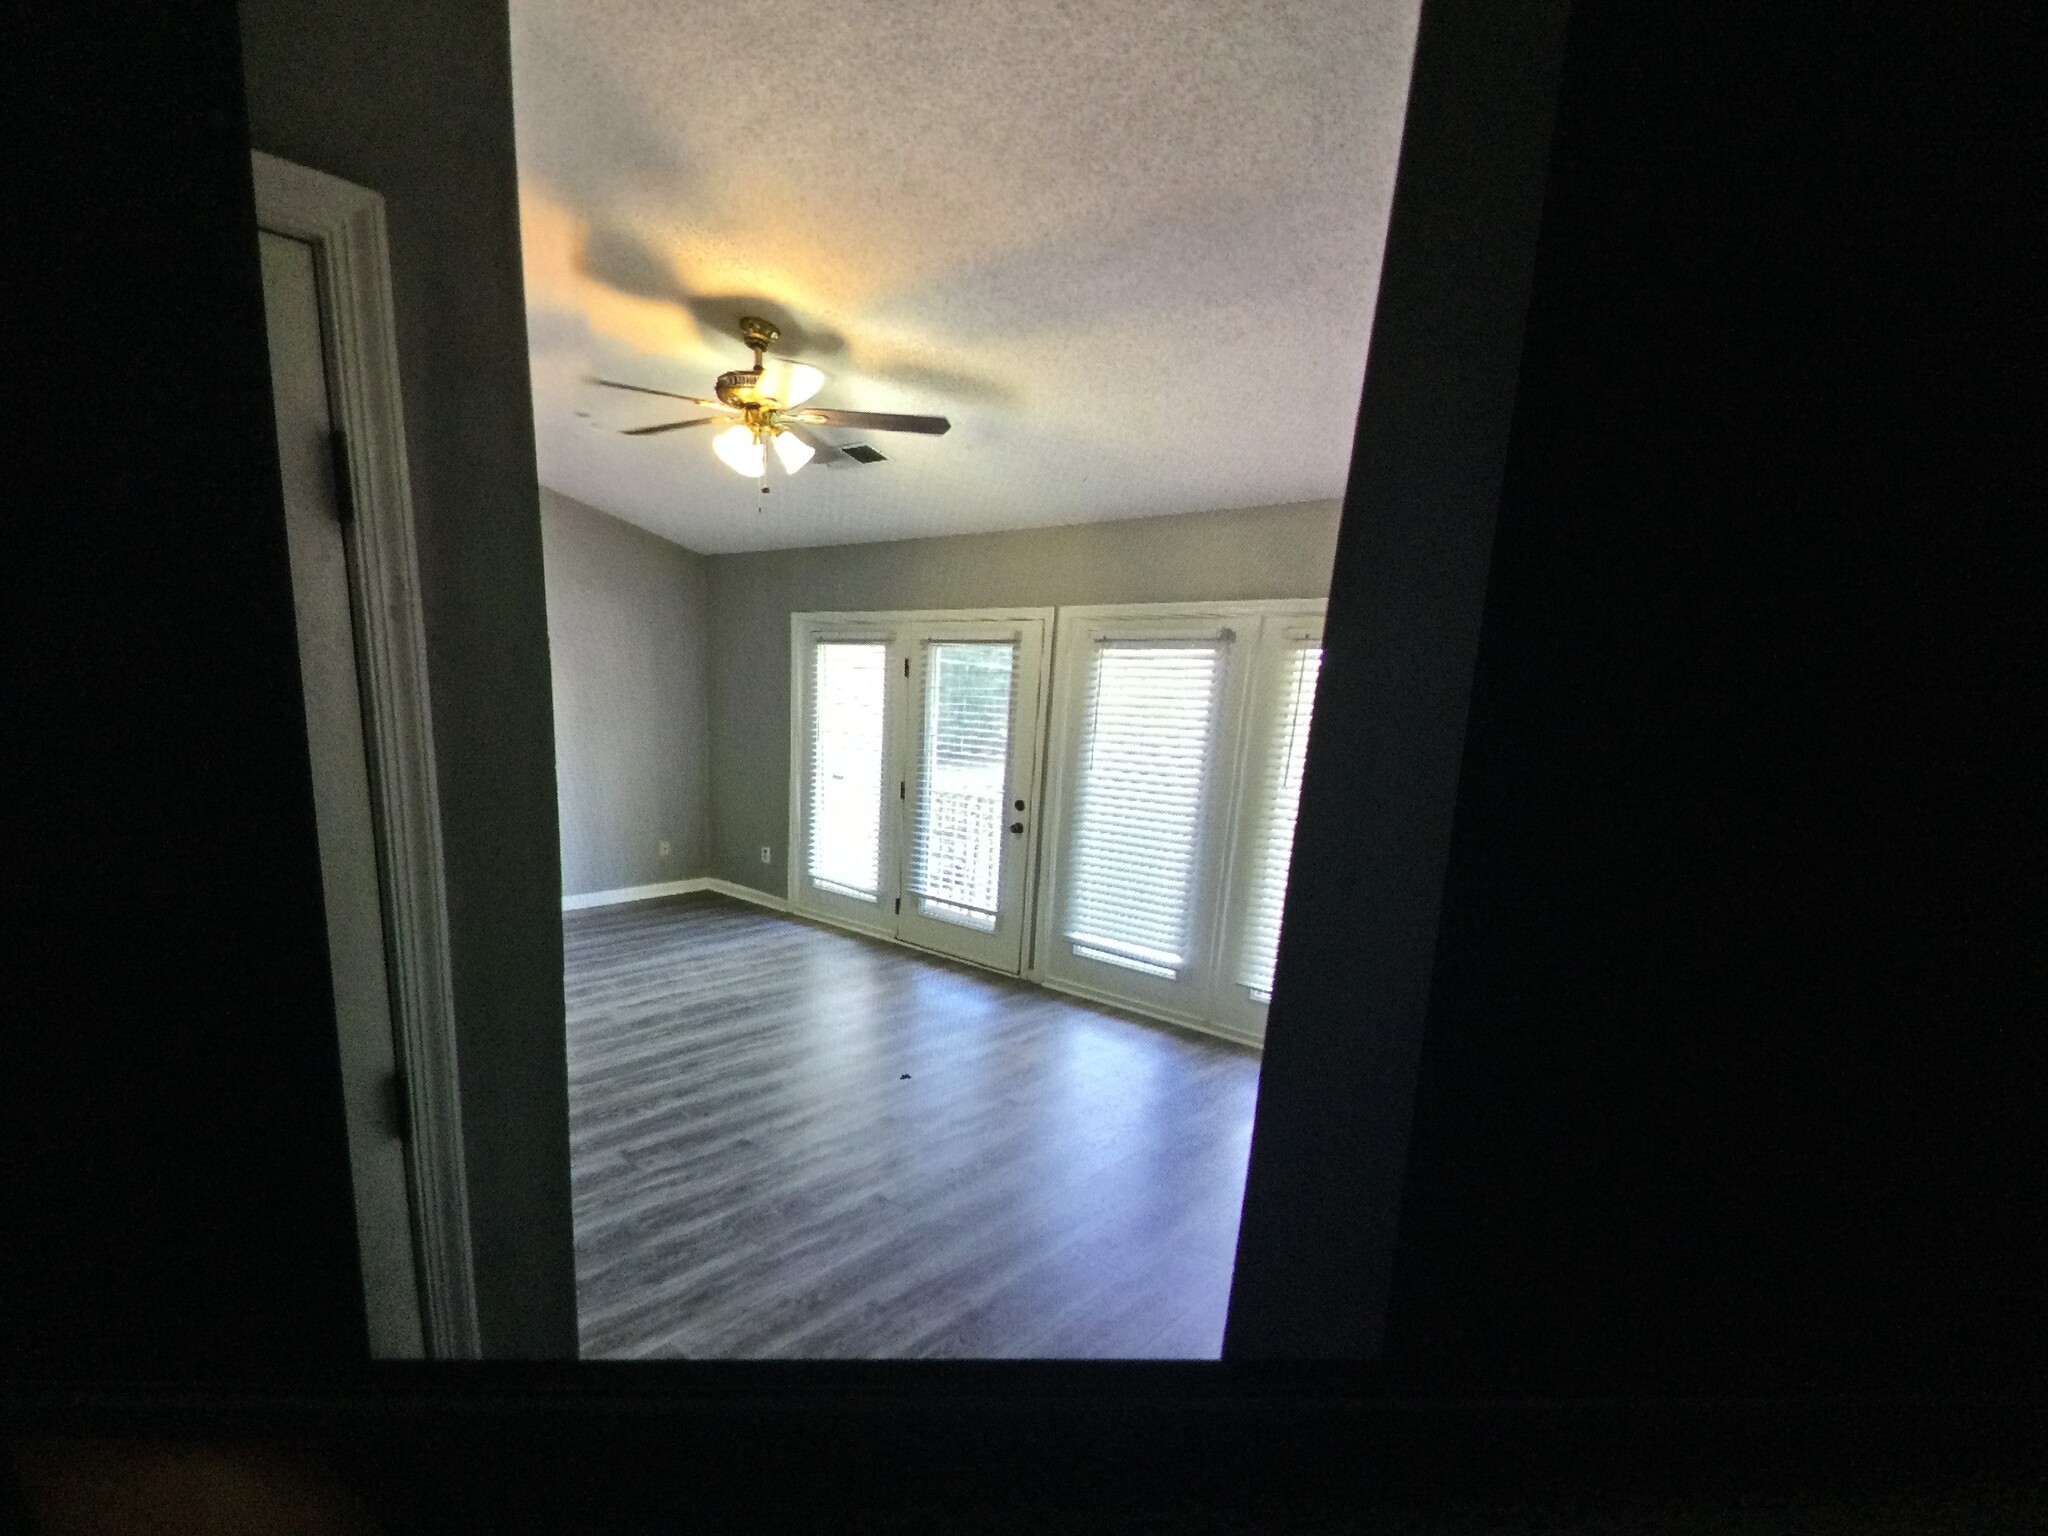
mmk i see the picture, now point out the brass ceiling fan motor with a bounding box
[714,317,780,410]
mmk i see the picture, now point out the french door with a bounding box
[896,619,1047,970]
[1033,611,1249,1025]
[1033,602,1326,1043]
[791,601,1324,1038]
[790,611,1049,973]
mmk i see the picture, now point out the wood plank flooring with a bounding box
[564,893,1262,1359]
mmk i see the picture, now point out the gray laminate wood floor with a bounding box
[565,893,1262,1359]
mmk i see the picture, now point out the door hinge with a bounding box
[900,780,906,799]
[328,428,356,525]
[903,657,910,677]
[894,897,901,914]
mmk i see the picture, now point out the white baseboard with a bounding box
[700,878,788,912]
[561,877,710,912]
[561,875,790,913]
[1034,974,1266,1051]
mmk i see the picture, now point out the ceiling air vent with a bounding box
[840,443,887,464]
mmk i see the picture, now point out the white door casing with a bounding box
[260,229,425,1357]
[253,153,479,1357]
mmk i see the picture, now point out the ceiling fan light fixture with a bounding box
[712,423,766,477]
[598,319,950,481]
[757,358,826,408]
[770,428,815,475]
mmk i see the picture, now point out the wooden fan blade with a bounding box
[779,422,846,464]
[621,416,719,436]
[792,407,950,435]
[588,377,730,409]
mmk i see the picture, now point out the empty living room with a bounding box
[518,0,1419,1357]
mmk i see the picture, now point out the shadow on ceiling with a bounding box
[576,220,1017,408]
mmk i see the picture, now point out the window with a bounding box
[805,640,889,902]
[908,640,1017,934]
[1064,641,1224,979]
[1233,638,1322,1002]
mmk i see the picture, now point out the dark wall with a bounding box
[1375,0,2044,1388]
[238,0,577,1356]
[5,4,366,1371]
[9,0,2036,1396]
[1225,0,1573,1356]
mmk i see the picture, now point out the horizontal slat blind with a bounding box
[909,640,1016,932]
[1236,641,1322,1000]
[806,640,888,900]
[1063,639,1224,978]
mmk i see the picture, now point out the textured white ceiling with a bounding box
[510,0,1419,554]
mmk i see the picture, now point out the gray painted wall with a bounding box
[703,499,1341,894]
[542,489,711,894]
[240,0,577,1356]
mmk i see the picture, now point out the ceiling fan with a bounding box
[587,316,950,478]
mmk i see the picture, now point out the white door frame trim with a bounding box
[252,151,481,1358]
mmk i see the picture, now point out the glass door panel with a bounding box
[1035,617,1247,1021]
[795,634,899,932]
[1215,613,1325,1040]
[908,642,1014,931]
[896,619,1046,972]
[1063,641,1224,979]
[1033,603,1358,1042]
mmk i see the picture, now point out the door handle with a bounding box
[1009,822,1024,834]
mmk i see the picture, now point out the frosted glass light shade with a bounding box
[712,423,766,477]
[771,429,815,475]
[757,357,826,407]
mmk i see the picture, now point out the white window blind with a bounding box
[1236,641,1322,1001]
[908,641,1016,932]
[806,640,888,900]
[1063,640,1224,978]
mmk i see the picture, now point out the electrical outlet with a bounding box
[759,846,772,864]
